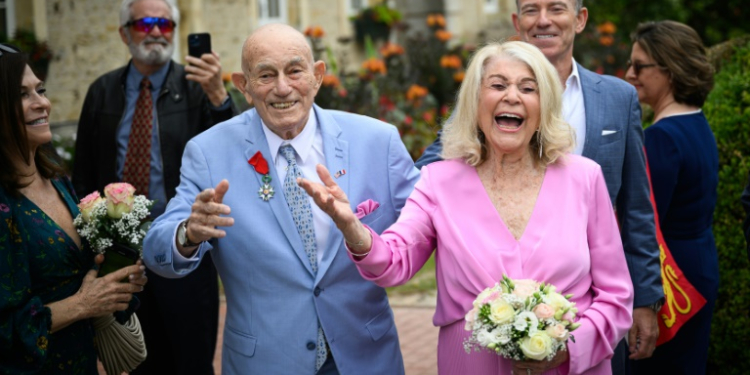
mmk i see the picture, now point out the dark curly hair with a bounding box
[0,43,65,196]
[631,21,714,107]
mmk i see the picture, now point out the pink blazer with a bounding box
[353,155,634,374]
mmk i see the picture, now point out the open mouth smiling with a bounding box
[495,113,524,130]
[271,101,297,110]
[26,117,48,126]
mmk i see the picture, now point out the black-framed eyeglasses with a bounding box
[626,60,658,75]
[124,17,176,34]
[0,44,19,57]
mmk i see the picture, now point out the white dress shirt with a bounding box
[562,59,587,155]
[262,110,330,267]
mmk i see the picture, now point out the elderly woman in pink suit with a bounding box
[300,41,633,375]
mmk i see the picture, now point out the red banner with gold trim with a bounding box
[643,149,707,346]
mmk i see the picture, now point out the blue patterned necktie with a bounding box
[279,144,328,370]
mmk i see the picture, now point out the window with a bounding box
[0,0,15,39]
[258,0,287,25]
[484,0,499,13]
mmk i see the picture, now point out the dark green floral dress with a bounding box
[0,177,97,374]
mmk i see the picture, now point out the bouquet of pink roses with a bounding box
[464,275,580,361]
[73,183,153,276]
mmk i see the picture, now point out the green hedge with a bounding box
[704,39,750,374]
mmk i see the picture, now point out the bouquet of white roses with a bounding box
[74,183,153,276]
[464,275,580,361]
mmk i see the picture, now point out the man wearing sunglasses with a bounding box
[72,0,237,374]
[416,1,663,374]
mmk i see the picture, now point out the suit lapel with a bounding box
[314,106,349,283]
[243,111,315,276]
[579,64,604,160]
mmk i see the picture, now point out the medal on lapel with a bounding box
[248,151,274,201]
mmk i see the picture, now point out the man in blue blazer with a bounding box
[144,24,418,374]
[416,0,663,372]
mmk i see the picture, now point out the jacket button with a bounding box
[307,341,316,350]
[314,287,321,296]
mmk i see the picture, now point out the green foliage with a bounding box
[702,40,750,374]
[574,0,750,76]
[1,29,53,80]
[312,16,468,160]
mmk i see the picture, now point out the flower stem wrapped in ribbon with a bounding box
[464,275,579,361]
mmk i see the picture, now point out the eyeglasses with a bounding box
[124,17,176,34]
[626,60,659,75]
[0,44,19,57]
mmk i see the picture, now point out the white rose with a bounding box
[489,298,516,325]
[512,279,540,298]
[546,292,572,312]
[519,331,554,360]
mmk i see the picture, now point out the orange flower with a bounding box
[599,35,614,47]
[406,84,429,101]
[597,21,616,35]
[435,30,452,42]
[304,26,325,38]
[440,55,462,69]
[606,55,616,64]
[361,58,387,75]
[426,13,446,28]
[380,43,405,58]
[222,72,232,83]
[453,71,465,83]
[321,74,340,87]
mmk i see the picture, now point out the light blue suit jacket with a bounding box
[415,64,663,307]
[144,105,419,374]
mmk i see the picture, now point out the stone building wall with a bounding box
[45,0,129,122]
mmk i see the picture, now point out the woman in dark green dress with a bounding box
[0,43,148,374]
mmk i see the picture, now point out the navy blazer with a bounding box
[416,64,663,307]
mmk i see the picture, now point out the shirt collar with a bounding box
[565,58,582,90]
[262,108,318,164]
[126,60,170,92]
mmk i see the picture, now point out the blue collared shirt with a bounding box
[116,62,170,217]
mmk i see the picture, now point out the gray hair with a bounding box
[516,0,583,14]
[119,0,180,26]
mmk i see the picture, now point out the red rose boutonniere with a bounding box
[248,151,274,201]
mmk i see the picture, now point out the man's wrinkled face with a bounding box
[233,30,325,140]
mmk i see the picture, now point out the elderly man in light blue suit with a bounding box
[416,0,663,372]
[144,24,418,375]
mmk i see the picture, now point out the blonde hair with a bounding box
[441,41,574,166]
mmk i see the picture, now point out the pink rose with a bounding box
[104,183,136,218]
[512,279,540,298]
[545,323,570,341]
[78,191,104,222]
[464,306,479,331]
[562,311,576,323]
[532,303,555,319]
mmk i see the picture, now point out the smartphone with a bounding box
[99,242,140,280]
[188,33,212,59]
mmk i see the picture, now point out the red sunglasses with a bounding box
[124,17,176,33]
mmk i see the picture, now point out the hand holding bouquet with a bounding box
[74,183,153,276]
[464,275,580,361]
